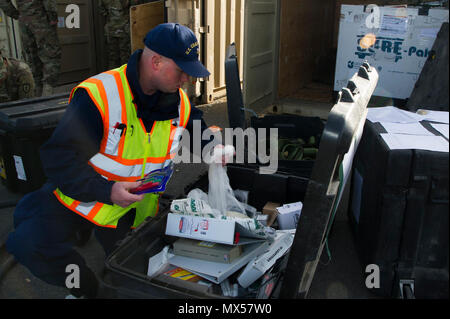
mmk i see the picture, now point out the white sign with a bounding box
[335,5,449,99]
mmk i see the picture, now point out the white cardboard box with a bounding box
[237,231,294,288]
[334,5,449,99]
[165,213,268,245]
[276,201,303,230]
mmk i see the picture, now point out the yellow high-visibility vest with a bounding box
[54,64,191,228]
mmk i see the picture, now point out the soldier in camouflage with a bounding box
[99,0,142,69]
[0,51,35,103]
[0,0,61,97]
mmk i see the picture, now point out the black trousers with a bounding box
[6,183,135,298]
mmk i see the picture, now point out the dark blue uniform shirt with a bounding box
[40,49,212,205]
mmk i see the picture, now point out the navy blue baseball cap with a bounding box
[144,23,210,78]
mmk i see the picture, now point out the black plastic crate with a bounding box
[348,119,449,298]
[225,43,324,178]
[102,167,310,299]
[102,62,379,299]
[0,94,69,193]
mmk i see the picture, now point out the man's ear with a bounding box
[151,54,162,71]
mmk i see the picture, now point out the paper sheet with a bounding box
[430,123,449,139]
[416,109,449,124]
[381,133,449,152]
[419,28,440,39]
[367,106,421,123]
[379,122,434,136]
[379,14,408,36]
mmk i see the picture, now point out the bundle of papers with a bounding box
[366,107,449,153]
[367,107,449,125]
[167,241,271,284]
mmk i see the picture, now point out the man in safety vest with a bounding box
[5,23,220,298]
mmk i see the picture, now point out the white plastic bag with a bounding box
[233,189,249,204]
[207,145,246,215]
[187,188,209,203]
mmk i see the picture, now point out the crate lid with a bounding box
[279,64,378,298]
[0,93,69,133]
[225,44,379,297]
[225,43,246,129]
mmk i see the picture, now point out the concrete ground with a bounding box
[0,84,381,299]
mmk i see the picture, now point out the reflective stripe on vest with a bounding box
[91,72,124,156]
[54,65,191,228]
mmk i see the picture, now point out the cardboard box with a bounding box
[262,202,280,226]
[276,201,303,230]
[238,231,294,288]
[165,213,268,245]
[173,238,243,264]
[334,5,449,99]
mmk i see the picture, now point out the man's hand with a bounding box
[111,181,144,207]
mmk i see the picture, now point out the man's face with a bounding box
[156,57,190,93]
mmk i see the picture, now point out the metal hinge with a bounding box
[198,25,209,34]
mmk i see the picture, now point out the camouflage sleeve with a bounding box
[43,0,58,23]
[0,0,20,20]
[14,62,35,100]
[105,0,127,22]
[98,0,107,17]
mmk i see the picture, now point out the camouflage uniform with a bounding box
[0,53,35,103]
[0,0,61,96]
[99,0,141,69]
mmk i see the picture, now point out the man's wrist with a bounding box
[96,180,116,205]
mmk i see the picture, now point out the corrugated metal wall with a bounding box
[167,0,246,104]
[166,0,202,100]
[204,0,245,103]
